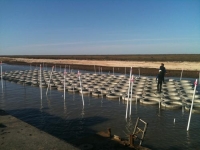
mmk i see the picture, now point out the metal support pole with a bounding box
[46,66,54,95]
[129,134,134,147]
[180,68,183,81]
[1,61,3,89]
[64,69,66,100]
[126,67,132,119]
[187,79,198,131]
[40,64,42,100]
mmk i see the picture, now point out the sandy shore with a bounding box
[1,57,200,71]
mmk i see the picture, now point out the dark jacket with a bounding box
[160,66,166,76]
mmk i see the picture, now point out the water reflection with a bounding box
[40,96,43,111]
[1,78,7,110]
[46,96,51,110]
[0,86,5,109]
[64,99,67,115]
[73,92,75,101]
[1,79,3,91]
[157,107,161,117]
[81,106,85,118]
[135,101,138,114]
[1,81,3,93]
[186,131,190,145]
[88,94,91,106]
[23,84,26,101]
[182,106,185,115]
[39,80,43,100]
[101,96,103,107]
[124,117,134,139]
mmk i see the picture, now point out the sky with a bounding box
[0,0,200,55]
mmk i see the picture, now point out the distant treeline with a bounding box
[1,54,200,62]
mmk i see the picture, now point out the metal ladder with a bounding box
[132,117,148,146]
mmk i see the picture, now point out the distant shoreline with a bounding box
[1,54,200,62]
[0,56,200,78]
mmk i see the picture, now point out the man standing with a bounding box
[160,63,166,83]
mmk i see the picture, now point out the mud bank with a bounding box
[0,57,200,78]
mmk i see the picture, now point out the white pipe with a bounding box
[125,67,132,119]
[1,61,3,89]
[138,68,140,77]
[187,79,198,131]
[64,69,66,100]
[199,72,200,85]
[78,71,84,106]
[129,75,134,116]
[40,64,42,100]
[180,68,183,81]
[46,66,54,95]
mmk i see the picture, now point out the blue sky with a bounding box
[0,0,199,55]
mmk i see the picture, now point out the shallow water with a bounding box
[0,64,200,150]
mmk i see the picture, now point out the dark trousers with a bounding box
[157,81,162,92]
[162,75,165,82]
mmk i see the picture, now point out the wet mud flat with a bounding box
[0,110,150,150]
